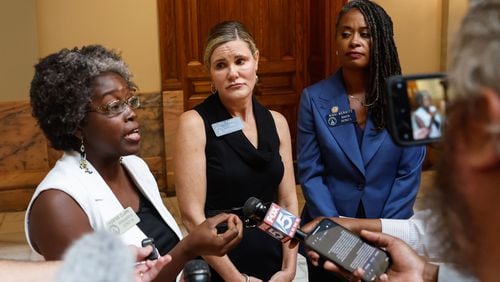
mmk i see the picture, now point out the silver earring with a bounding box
[79,139,93,174]
[210,84,217,94]
[256,75,259,83]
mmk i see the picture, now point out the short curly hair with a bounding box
[30,45,136,151]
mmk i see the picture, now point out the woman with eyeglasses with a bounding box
[25,45,243,281]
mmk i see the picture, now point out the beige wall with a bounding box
[377,0,443,74]
[0,0,160,102]
[0,0,39,101]
[37,0,161,94]
[444,0,469,66]
[377,0,468,74]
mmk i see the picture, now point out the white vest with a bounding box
[25,151,183,255]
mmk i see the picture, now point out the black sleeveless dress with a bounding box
[195,94,284,281]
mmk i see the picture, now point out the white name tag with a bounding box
[106,207,140,235]
[211,117,244,137]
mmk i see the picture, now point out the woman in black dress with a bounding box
[175,21,299,282]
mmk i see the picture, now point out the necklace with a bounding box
[348,95,366,106]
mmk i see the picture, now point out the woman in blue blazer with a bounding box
[298,0,425,224]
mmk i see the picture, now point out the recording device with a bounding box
[141,237,159,260]
[55,231,135,282]
[386,73,447,146]
[243,197,304,242]
[243,197,390,281]
[183,259,211,282]
[206,206,245,233]
[304,218,390,282]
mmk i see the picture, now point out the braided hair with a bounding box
[336,0,401,129]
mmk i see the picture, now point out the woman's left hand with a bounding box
[131,245,172,282]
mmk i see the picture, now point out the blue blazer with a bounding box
[297,71,425,221]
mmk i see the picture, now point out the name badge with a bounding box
[106,207,140,235]
[327,110,356,127]
[211,117,244,137]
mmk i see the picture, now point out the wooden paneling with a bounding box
[157,0,183,91]
[308,0,346,84]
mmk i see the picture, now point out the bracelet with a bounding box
[242,273,250,282]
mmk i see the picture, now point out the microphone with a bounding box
[243,197,306,242]
[55,231,134,282]
[183,259,211,282]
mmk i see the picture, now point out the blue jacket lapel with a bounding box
[361,116,387,166]
[313,74,366,176]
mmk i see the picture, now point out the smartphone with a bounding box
[141,238,159,260]
[303,218,390,281]
[385,73,447,146]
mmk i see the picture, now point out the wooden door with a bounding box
[158,0,345,192]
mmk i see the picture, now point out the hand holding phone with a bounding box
[141,238,159,260]
[303,218,390,281]
[385,73,447,146]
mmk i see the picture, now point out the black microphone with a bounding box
[243,197,307,242]
[183,259,211,282]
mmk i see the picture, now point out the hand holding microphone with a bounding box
[180,213,244,258]
[132,243,172,282]
[55,231,171,282]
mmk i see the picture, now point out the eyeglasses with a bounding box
[88,94,141,117]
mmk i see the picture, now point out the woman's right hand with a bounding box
[182,213,243,258]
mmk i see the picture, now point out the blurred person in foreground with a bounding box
[304,0,500,281]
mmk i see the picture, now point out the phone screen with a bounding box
[304,218,390,281]
[386,73,447,146]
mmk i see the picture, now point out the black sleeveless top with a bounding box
[136,193,180,256]
[195,94,284,281]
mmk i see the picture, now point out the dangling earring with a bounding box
[210,83,217,94]
[79,139,93,174]
[335,50,339,56]
[255,75,259,83]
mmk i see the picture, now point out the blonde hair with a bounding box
[203,21,258,68]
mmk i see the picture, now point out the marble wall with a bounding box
[0,91,171,211]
